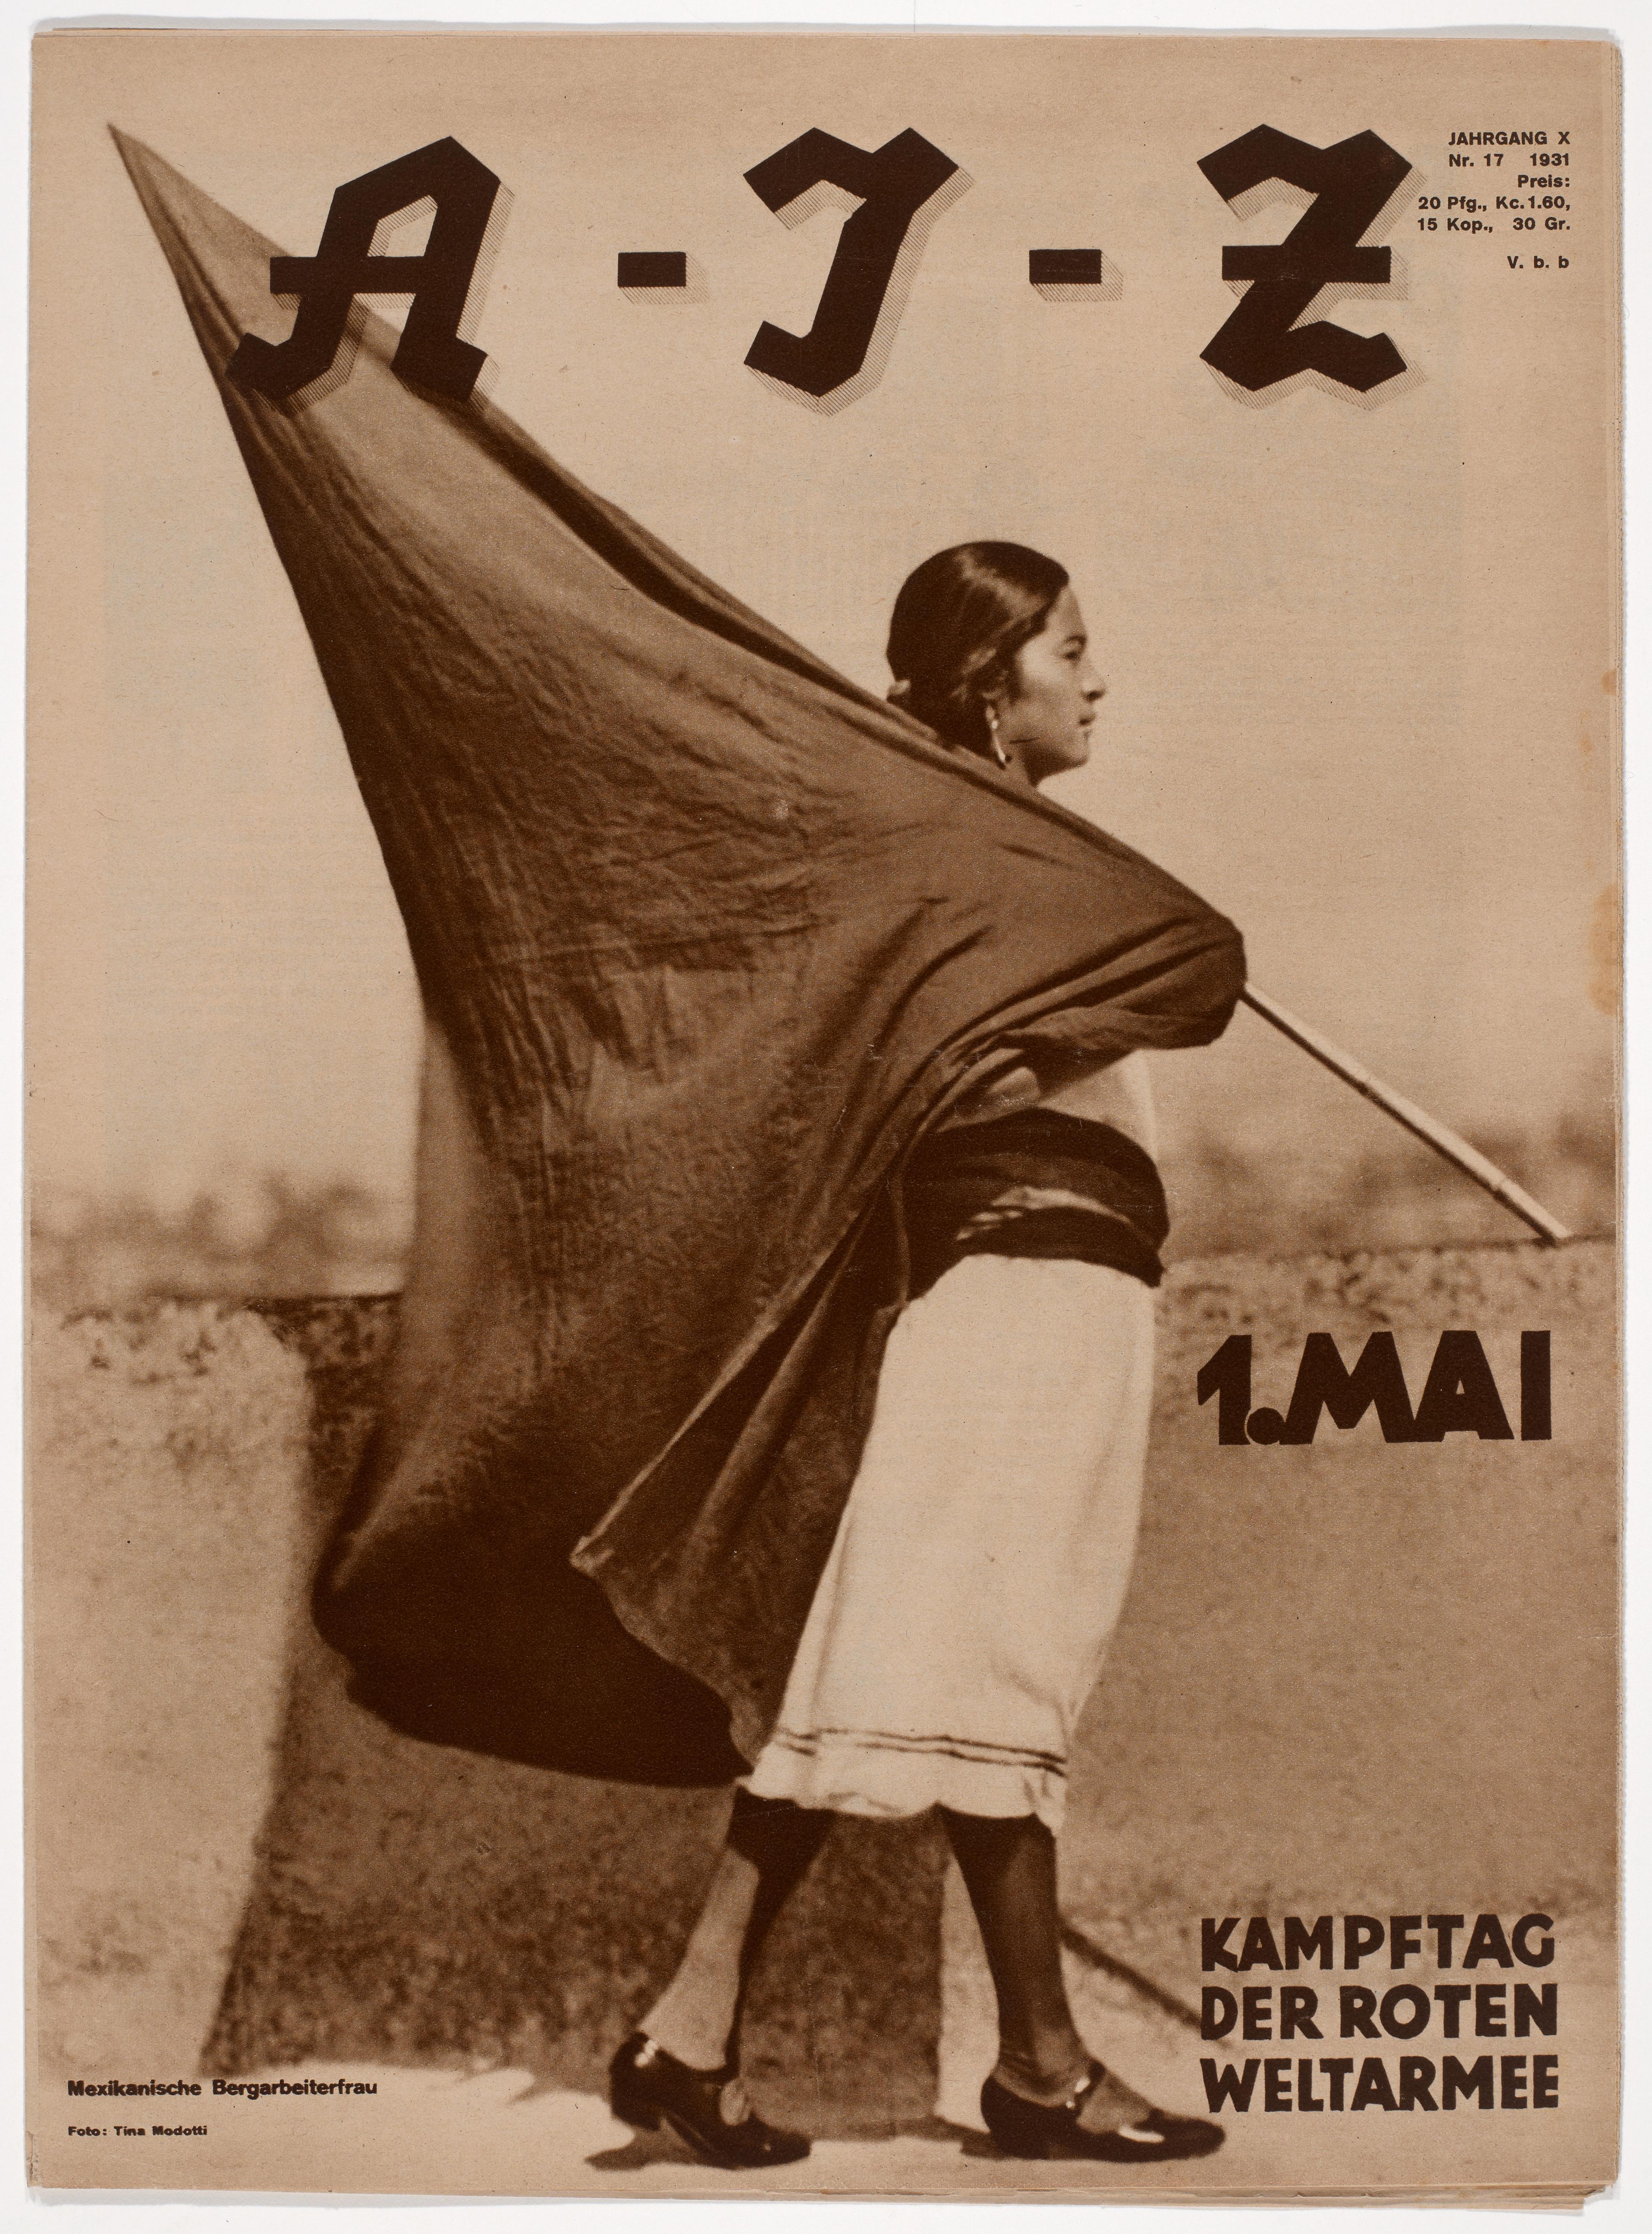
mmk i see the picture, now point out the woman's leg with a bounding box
[942,1808,1090,2102]
[945,1807,1170,2131]
[641,1790,833,2071]
[946,1808,1223,2160]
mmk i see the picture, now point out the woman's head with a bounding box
[885,542,1104,786]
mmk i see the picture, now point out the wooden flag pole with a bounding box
[1239,985,1572,1247]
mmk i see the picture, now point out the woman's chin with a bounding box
[1030,744,1091,786]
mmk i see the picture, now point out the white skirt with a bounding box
[743,1253,1155,1834]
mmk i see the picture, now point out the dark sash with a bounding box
[903,1107,1169,1296]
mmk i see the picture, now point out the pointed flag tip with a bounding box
[108,126,227,215]
[109,128,289,382]
[108,125,173,206]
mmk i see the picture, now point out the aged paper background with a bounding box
[28,25,1620,2202]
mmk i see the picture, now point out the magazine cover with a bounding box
[27,26,1621,2202]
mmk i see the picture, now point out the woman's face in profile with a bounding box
[999,585,1106,786]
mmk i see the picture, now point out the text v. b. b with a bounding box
[1197,1331,1553,1446]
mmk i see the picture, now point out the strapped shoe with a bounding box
[607,2031,811,2169]
[980,2058,1224,2163]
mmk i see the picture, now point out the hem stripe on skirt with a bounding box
[764,1725,1067,1774]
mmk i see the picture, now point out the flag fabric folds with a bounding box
[116,131,1245,1785]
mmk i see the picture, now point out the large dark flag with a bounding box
[116,132,1244,1784]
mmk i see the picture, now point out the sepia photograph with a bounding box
[25,19,1621,2203]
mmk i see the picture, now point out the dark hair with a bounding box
[885,542,1069,757]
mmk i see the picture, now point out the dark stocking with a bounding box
[942,1808,1090,2105]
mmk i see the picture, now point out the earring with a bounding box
[984,703,1009,770]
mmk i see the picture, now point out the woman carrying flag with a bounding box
[116,133,1245,2181]
[610,544,1230,2170]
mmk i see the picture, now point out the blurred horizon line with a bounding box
[30,1111,1615,1313]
